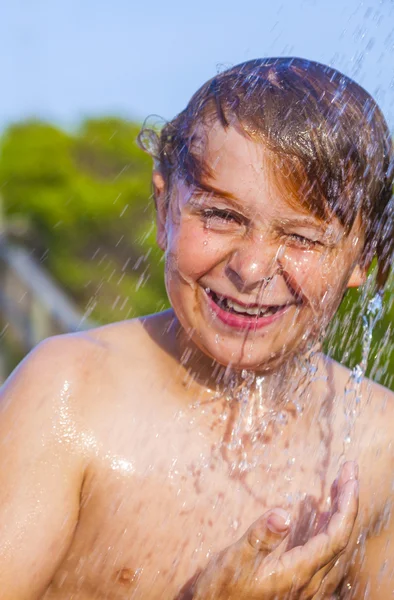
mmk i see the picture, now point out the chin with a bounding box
[195,334,297,374]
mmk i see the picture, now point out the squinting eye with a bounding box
[287,233,321,248]
[202,208,240,223]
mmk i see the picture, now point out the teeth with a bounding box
[227,298,260,315]
[226,298,276,317]
[207,288,283,317]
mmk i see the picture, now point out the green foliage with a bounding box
[0,117,392,388]
[324,280,394,390]
[0,118,169,323]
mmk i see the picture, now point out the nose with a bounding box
[225,234,282,293]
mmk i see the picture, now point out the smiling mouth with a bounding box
[205,288,292,318]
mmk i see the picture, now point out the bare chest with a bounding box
[47,426,340,600]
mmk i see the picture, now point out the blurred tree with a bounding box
[0,118,168,324]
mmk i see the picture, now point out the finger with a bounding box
[271,478,358,591]
[197,508,291,598]
[337,461,358,491]
[312,557,347,600]
[326,476,359,543]
[306,466,359,563]
[312,463,358,542]
[298,473,359,598]
[330,461,357,513]
[239,508,291,559]
[298,556,339,599]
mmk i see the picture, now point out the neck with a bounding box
[169,312,322,416]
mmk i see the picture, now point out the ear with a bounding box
[152,171,167,251]
[346,264,368,288]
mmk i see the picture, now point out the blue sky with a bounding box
[1,0,393,131]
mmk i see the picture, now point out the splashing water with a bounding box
[343,291,383,447]
[189,346,320,480]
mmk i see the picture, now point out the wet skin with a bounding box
[0,125,393,598]
[1,316,392,599]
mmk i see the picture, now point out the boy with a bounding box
[0,57,393,599]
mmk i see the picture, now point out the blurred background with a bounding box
[0,0,392,387]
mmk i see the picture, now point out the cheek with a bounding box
[281,248,326,288]
[166,218,231,280]
[281,248,346,306]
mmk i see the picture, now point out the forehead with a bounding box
[190,122,318,220]
[199,121,267,177]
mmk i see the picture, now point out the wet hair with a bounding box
[138,57,394,289]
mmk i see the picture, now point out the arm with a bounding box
[0,337,87,599]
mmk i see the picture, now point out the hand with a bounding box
[191,462,358,600]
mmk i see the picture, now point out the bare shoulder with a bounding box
[325,356,394,427]
[323,356,394,491]
[84,311,177,387]
[0,314,167,435]
[87,311,173,362]
[3,311,170,392]
[1,324,111,407]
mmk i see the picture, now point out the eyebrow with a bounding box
[278,216,326,229]
[192,182,244,210]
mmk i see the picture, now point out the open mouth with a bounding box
[204,287,295,329]
[208,289,283,317]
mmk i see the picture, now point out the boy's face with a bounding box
[155,124,366,372]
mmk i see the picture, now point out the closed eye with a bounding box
[286,233,322,248]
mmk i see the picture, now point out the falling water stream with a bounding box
[343,290,384,449]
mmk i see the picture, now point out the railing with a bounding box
[0,236,91,382]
